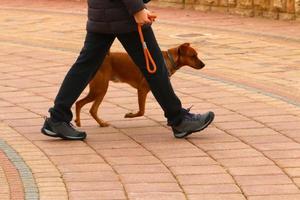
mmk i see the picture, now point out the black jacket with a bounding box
[87,0,148,34]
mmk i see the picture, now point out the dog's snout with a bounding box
[198,60,205,68]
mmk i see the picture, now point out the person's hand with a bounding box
[134,9,156,25]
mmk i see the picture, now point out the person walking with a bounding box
[41,0,215,140]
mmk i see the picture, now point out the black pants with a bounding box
[49,27,185,126]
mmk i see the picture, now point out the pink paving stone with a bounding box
[130,134,177,143]
[196,142,250,151]
[96,148,151,157]
[63,171,119,182]
[190,133,239,144]
[82,126,119,134]
[211,107,237,115]
[127,192,185,200]
[239,135,293,144]
[105,156,161,165]
[0,112,41,120]
[184,183,241,194]
[274,159,300,168]
[10,125,41,134]
[162,157,217,166]
[42,147,95,156]
[221,102,269,111]
[84,133,130,142]
[114,164,169,174]
[192,91,237,99]
[3,117,44,127]
[281,130,300,138]
[152,147,207,158]
[285,168,300,177]
[177,174,235,185]
[110,119,158,128]
[0,106,28,114]
[125,183,182,193]
[227,128,280,136]
[242,184,300,196]
[57,163,113,173]
[20,101,52,109]
[219,157,274,167]
[143,140,195,150]
[120,173,176,183]
[6,96,49,103]
[234,175,293,185]
[208,96,254,104]
[264,150,300,159]
[69,191,126,200]
[208,149,263,159]
[0,91,35,97]
[293,138,300,143]
[0,101,14,107]
[34,140,87,148]
[170,165,226,175]
[88,106,128,115]
[240,108,284,117]
[22,133,59,142]
[253,115,300,123]
[49,154,105,165]
[295,178,300,187]
[67,181,123,191]
[228,166,284,176]
[88,140,141,150]
[213,114,250,123]
[252,142,300,151]
[248,194,300,200]
[121,126,171,136]
[188,194,246,200]
[268,122,300,131]
[215,121,265,130]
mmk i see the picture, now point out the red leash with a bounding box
[137,16,157,74]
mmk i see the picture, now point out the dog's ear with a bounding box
[181,43,190,47]
[178,43,191,55]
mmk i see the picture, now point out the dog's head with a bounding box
[167,43,205,75]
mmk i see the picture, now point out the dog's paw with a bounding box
[99,121,110,127]
[74,119,81,127]
[124,112,143,118]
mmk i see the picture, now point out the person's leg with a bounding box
[117,26,214,138]
[117,27,185,126]
[50,32,115,123]
[42,32,115,140]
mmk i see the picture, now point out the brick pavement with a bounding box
[0,0,300,199]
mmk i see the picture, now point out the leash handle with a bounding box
[137,23,157,74]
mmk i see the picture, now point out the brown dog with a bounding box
[75,43,205,127]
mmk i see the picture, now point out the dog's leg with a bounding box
[90,95,110,127]
[75,93,96,127]
[125,88,148,118]
[89,83,110,127]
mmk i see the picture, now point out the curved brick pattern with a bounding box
[0,155,11,200]
[0,0,300,199]
[0,123,68,200]
[0,140,34,200]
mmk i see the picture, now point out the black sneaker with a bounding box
[172,109,215,138]
[41,117,86,140]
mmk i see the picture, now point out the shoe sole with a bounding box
[41,128,59,137]
[41,128,86,140]
[173,111,215,139]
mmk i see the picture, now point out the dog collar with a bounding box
[167,50,179,71]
